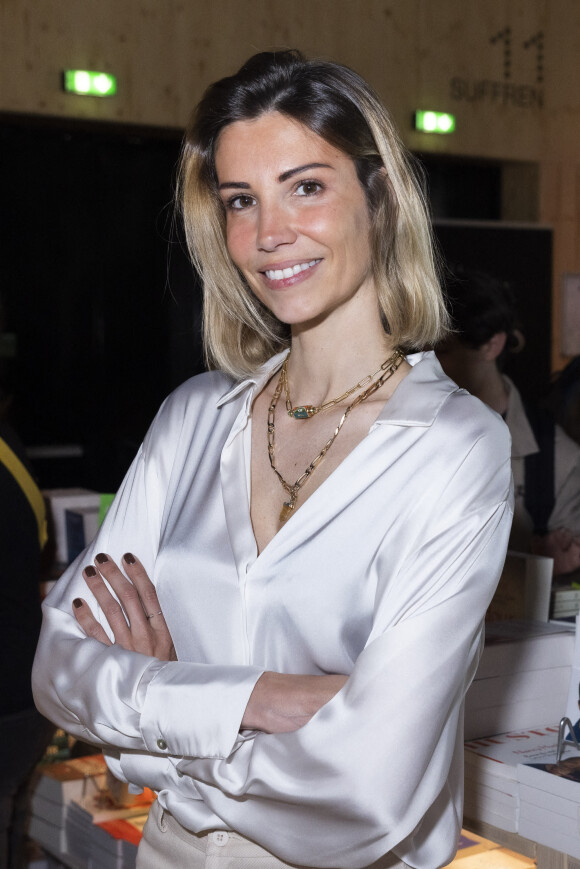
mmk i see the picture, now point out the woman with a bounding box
[33,51,513,869]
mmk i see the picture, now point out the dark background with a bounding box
[0,116,203,491]
[0,117,552,491]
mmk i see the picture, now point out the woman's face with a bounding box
[214,111,375,329]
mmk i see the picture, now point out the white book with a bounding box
[464,756,517,784]
[519,780,578,817]
[28,813,65,856]
[464,773,519,800]
[464,693,569,740]
[518,813,580,860]
[466,665,570,709]
[462,799,518,833]
[476,621,575,679]
[464,780,518,809]
[462,796,517,832]
[514,735,580,856]
[31,792,66,828]
[517,754,580,801]
[520,801,563,830]
[552,585,580,603]
[465,724,562,767]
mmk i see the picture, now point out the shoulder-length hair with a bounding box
[178,49,448,378]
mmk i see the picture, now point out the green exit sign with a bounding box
[63,70,117,97]
[414,110,456,134]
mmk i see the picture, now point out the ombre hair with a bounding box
[178,49,448,378]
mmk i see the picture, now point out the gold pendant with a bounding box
[279,500,295,523]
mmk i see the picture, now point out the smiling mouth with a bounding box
[264,259,321,281]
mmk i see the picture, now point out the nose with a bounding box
[256,201,297,251]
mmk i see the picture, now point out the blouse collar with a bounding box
[216,350,460,430]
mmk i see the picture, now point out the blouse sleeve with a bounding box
[166,426,514,868]
[32,396,264,761]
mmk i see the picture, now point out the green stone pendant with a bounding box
[289,405,316,419]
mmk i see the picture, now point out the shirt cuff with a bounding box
[139,661,264,759]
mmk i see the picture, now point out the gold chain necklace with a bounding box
[282,353,403,419]
[268,348,405,523]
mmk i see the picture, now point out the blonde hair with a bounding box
[178,50,448,378]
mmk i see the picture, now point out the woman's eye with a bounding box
[295,180,322,197]
[227,194,255,211]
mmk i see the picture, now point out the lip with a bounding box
[259,258,322,289]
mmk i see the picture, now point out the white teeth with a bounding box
[265,259,319,281]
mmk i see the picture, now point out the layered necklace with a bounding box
[268,348,405,523]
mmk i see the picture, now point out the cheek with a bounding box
[333,196,372,257]
[225,221,252,269]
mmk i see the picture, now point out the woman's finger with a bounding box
[121,553,176,660]
[90,554,152,635]
[72,597,113,646]
[82,564,135,649]
[81,553,175,660]
[121,553,164,626]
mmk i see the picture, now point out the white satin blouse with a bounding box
[33,351,513,869]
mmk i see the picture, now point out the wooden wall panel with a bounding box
[0,0,560,150]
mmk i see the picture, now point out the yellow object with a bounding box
[0,436,48,548]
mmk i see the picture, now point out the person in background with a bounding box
[437,268,580,576]
[548,356,580,448]
[33,51,512,869]
[0,418,54,868]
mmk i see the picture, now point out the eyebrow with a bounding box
[278,162,333,182]
[218,162,334,191]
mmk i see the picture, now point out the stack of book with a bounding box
[517,743,580,859]
[65,799,150,869]
[30,754,154,868]
[464,620,575,740]
[465,723,580,858]
[91,815,148,869]
[463,727,550,832]
[30,755,108,860]
[551,583,580,620]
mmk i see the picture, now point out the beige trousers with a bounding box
[137,799,408,869]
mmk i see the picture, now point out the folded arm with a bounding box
[71,550,347,735]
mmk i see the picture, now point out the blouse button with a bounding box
[157,738,168,751]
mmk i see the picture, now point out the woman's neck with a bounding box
[286,317,398,409]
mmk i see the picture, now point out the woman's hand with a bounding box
[242,671,347,733]
[73,552,176,661]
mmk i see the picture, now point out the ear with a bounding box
[481,331,507,362]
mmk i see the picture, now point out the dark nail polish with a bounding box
[73,598,83,609]
[95,553,108,564]
[85,566,97,577]
[123,552,136,564]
